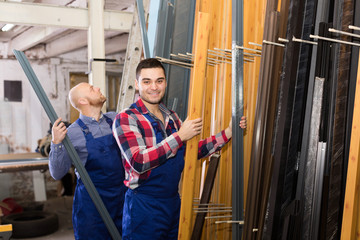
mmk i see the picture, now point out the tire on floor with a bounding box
[1,211,59,238]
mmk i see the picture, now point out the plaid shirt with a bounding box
[112,98,230,189]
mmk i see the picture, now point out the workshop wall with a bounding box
[0,47,125,203]
[0,56,88,153]
[0,49,88,202]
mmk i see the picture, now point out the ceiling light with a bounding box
[1,24,15,32]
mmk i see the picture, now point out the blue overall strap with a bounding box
[103,115,114,128]
[76,118,91,137]
[76,115,113,138]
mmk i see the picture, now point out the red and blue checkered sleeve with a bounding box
[197,130,230,159]
[113,111,183,174]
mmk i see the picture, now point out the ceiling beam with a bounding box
[105,34,128,55]
[8,27,69,52]
[22,31,128,58]
[0,1,132,31]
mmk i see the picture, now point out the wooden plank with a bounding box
[340,53,360,240]
[196,0,217,210]
[205,1,224,238]
[218,1,233,238]
[178,12,210,240]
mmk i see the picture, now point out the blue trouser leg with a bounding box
[122,190,180,240]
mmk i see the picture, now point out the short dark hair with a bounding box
[136,58,166,80]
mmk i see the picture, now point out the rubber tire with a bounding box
[1,211,59,238]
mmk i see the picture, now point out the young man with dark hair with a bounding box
[113,58,246,240]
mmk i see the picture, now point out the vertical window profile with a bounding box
[4,80,22,102]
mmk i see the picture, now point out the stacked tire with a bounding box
[1,211,59,238]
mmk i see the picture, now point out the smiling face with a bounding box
[136,67,167,107]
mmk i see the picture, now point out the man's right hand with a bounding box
[52,118,68,144]
[177,117,203,142]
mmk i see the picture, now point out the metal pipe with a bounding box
[310,34,360,47]
[263,40,285,47]
[278,37,289,43]
[348,25,360,31]
[292,36,318,45]
[193,207,232,210]
[215,220,244,225]
[205,215,232,219]
[328,27,360,38]
[194,210,233,213]
[248,41,262,47]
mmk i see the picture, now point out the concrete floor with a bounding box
[10,196,74,240]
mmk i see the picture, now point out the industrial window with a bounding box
[4,80,22,102]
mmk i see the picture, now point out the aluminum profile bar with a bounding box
[231,0,244,239]
[13,49,121,240]
[311,141,326,239]
[136,0,151,58]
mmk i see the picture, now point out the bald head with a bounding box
[69,82,89,110]
[69,82,106,112]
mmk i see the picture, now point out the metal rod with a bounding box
[193,203,226,206]
[310,34,360,47]
[244,58,255,63]
[193,207,232,210]
[179,53,193,59]
[208,49,231,56]
[263,40,285,47]
[186,52,231,64]
[278,37,289,43]
[248,41,262,47]
[170,53,187,58]
[171,54,212,66]
[242,52,261,57]
[349,25,360,31]
[156,56,194,67]
[236,45,262,53]
[182,53,219,65]
[292,36,318,45]
[208,51,233,60]
[170,54,192,61]
[159,61,193,69]
[214,47,232,53]
[194,210,233,213]
[205,215,233,219]
[329,27,360,39]
[137,0,151,58]
[215,220,244,225]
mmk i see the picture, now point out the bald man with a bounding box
[49,82,126,240]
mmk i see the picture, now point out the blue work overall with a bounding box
[122,111,185,240]
[73,116,126,240]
